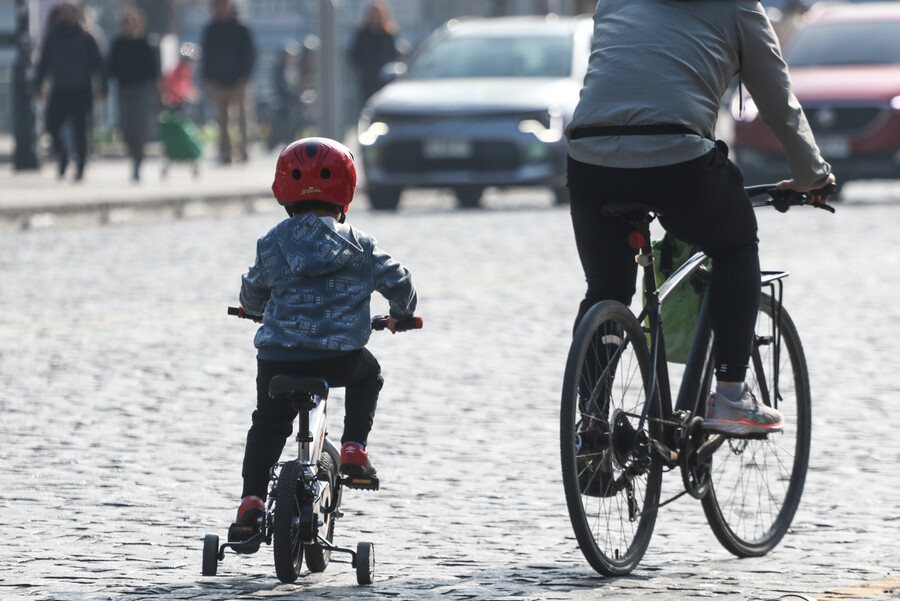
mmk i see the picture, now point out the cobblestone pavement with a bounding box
[0,182,898,600]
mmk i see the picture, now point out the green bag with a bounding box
[649,233,705,364]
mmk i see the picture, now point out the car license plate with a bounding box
[817,136,850,159]
[423,138,472,159]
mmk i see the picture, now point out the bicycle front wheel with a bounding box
[702,293,811,556]
[273,460,305,583]
[560,301,663,576]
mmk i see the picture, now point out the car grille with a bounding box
[380,140,521,173]
[805,106,885,134]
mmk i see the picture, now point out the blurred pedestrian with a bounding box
[105,8,161,182]
[349,1,399,111]
[267,43,299,151]
[162,43,201,112]
[33,1,105,181]
[201,0,256,164]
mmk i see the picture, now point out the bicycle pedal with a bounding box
[343,476,380,491]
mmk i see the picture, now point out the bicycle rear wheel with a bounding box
[702,293,811,556]
[560,301,662,576]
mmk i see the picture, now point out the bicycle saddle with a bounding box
[268,375,329,400]
[601,202,661,224]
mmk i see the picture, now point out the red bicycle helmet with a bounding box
[272,137,357,212]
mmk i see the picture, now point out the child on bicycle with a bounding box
[231,137,417,542]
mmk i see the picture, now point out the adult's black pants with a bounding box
[566,148,760,383]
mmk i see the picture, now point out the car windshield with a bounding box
[785,21,900,66]
[407,34,573,79]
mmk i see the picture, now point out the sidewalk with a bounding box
[0,132,368,228]
[0,147,280,225]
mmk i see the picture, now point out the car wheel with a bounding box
[454,186,484,209]
[367,186,402,211]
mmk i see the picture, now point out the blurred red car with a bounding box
[731,1,900,184]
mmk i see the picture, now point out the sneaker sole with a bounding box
[704,417,784,436]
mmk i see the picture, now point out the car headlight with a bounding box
[358,113,390,146]
[731,93,759,123]
[518,107,564,143]
[891,95,900,111]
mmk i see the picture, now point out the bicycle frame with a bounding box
[630,225,791,453]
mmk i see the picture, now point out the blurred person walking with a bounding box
[267,43,300,151]
[201,0,256,164]
[105,8,161,182]
[33,1,105,181]
[349,1,399,111]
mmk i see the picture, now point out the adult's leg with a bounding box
[208,83,232,163]
[566,155,640,333]
[45,92,69,176]
[235,84,252,161]
[651,150,760,383]
[69,90,92,180]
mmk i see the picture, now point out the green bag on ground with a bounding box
[649,233,705,364]
[157,109,203,161]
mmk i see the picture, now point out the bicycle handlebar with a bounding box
[228,307,423,332]
[746,182,837,214]
[371,315,424,332]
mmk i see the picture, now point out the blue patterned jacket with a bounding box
[240,213,417,360]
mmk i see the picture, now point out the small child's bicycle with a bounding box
[202,309,423,585]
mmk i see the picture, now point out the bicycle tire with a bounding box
[701,293,811,556]
[305,453,337,572]
[273,460,305,583]
[560,301,663,576]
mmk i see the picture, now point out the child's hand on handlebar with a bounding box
[386,317,400,334]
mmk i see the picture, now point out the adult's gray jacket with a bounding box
[240,213,417,361]
[566,0,831,189]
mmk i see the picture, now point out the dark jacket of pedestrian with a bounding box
[349,1,399,105]
[106,35,159,89]
[201,18,255,86]
[35,19,103,93]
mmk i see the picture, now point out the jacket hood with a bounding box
[274,213,363,278]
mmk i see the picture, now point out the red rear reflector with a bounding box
[628,231,646,249]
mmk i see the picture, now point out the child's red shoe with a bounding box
[227,495,265,553]
[340,442,378,478]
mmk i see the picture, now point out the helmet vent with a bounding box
[292,169,302,180]
[321,168,332,179]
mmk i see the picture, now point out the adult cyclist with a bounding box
[565,0,836,436]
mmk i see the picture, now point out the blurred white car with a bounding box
[357,15,593,209]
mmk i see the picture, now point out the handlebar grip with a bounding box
[228,306,263,321]
[372,315,424,331]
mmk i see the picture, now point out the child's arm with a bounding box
[372,246,417,320]
[239,241,272,317]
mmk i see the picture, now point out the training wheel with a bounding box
[356,542,374,585]
[202,534,219,576]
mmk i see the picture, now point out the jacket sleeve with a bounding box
[239,240,272,315]
[736,4,831,189]
[371,244,417,320]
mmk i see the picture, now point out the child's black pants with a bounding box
[241,349,383,499]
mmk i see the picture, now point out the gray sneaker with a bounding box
[704,386,784,436]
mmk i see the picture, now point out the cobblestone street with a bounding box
[1,183,898,600]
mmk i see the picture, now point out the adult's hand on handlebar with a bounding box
[775,173,837,204]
